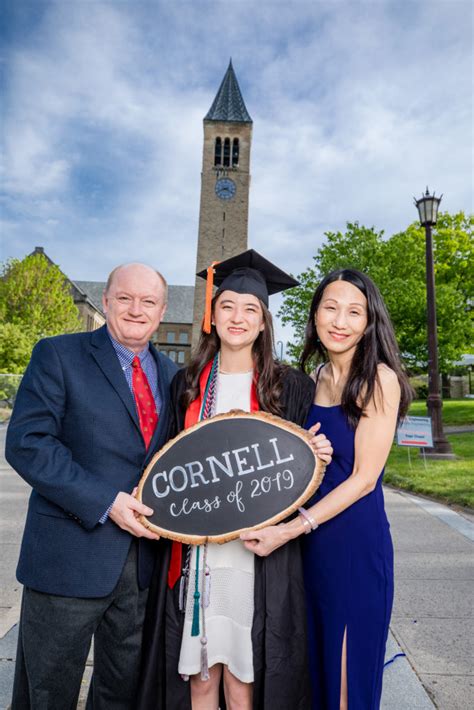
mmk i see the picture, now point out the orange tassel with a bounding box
[203,261,220,334]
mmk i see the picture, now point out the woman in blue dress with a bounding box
[242,268,413,709]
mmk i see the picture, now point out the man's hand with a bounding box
[109,492,160,540]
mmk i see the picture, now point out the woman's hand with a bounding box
[240,524,291,556]
[308,422,333,465]
[241,514,306,555]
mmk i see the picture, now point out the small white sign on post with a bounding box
[396,416,433,448]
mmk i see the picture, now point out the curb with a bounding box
[384,485,474,521]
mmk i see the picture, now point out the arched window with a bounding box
[232,138,239,166]
[214,137,222,166]
[223,137,230,167]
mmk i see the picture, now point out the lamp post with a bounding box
[413,188,454,458]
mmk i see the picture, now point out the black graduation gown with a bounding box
[137,366,316,710]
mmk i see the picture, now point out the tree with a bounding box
[0,323,35,373]
[382,213,473,371]
[0,253,81,372]
[279,213,473,372]
[278,223,389,365]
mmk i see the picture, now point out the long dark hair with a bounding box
[300,268,413,427]
[183,293,285,415]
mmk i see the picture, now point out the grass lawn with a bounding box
[385,433,473,509]
[408,399,474,426]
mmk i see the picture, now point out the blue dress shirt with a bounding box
[107,331,162,415]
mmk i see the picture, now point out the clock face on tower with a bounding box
[215,178,236,201]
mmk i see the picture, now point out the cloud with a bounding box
[1,0,472,350]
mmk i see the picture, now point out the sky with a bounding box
[1,0,473,342]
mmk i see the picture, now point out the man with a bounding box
[6,263,177,709]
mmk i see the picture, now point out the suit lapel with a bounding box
[89,326,141,433]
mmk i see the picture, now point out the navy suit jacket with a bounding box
[6,325,177,598]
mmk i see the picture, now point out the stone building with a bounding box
[191,60,253,346]
[152,286,194,365]
[70,280,105,331]
[74,281,194,366]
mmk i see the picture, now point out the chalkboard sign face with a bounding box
[138,411,325,544]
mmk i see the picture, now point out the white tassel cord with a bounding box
[178,545,192,612]
[200,542,210,680]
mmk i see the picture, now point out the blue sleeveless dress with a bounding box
[303,403,394,709]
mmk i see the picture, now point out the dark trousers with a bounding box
[12,541,148,710]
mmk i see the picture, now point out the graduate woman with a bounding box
[241,269,413,710]
[137,250,332,710]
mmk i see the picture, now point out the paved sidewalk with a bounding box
[444,424,474,434]
[1,424,472,709]
[384,488,474,709]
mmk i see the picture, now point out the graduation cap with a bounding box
[197,249,299,333]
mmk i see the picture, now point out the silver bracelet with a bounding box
[298,507,319,533]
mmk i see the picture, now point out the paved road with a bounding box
[1,424,473,709]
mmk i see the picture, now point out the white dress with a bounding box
[178,370,255,682]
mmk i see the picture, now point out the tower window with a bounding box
[223,138,230,167]
[232,138,239,166]
[214,138,222,166]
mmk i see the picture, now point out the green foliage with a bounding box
[0,323,35,373]
[384,214,473,371]
[410,377,428,400]
[314,223,387,282]
[0,253,81,373]
[279,213,474,371]
[0,372,23,406]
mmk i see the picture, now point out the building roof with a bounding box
[74,281,195,324]
[73,281,105,312]
[204,60,252,123]
[164,285,194,324]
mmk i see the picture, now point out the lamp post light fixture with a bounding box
[413,187,454,458]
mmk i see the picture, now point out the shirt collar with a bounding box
[107,328,150,368]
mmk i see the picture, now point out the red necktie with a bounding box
[132,356,158,450]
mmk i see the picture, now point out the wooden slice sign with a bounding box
[137,411,325,544]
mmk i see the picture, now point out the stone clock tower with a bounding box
[191,60,253,347]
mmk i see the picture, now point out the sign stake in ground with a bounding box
[137,410,325,544]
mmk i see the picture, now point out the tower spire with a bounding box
[205,60,252,123]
